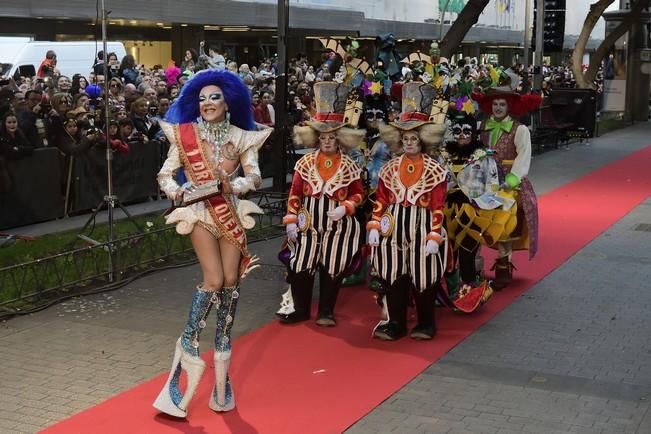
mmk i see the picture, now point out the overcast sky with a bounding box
[565,0,619,36]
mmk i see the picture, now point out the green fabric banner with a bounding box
[439,0,468,14]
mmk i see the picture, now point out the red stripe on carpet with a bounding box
[42,146,651,434]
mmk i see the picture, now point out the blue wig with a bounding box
[165,70,255,131]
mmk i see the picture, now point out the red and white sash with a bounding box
[173,123,254,275]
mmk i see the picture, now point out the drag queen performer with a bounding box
[153,70,272,417]
[475,87,541,290]
[369,81,448,340]
[277,81,365,327]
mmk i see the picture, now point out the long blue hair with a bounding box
[165,70,255,131]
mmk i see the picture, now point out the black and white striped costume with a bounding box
[287,151,364,277]
[371,155,448,292]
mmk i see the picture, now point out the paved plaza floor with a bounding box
[1,126,650,434]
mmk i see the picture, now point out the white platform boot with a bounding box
[153,286,217,417]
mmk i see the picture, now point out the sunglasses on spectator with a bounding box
[110,83,120,88]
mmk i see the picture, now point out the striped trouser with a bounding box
[288,195,362,277]
[372,203,444,292]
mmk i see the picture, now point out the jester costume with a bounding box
[340,91,393,287]
[437,111,496,312]
[475,89,541,289]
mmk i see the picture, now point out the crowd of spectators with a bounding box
[0,41,604,201]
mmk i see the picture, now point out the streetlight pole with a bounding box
[273,0,289,192]
[533,0,544,90]
[523,0,531,74]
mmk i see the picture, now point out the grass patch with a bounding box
[0,215,283,309]
[0,213,166,268]
[596,119,632,136]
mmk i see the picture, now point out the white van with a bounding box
[0,40,127,80]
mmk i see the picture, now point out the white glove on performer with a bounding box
[368,228,380,246]
[286,223,298,242]
[327,206,347,221]
[424,239,439,256]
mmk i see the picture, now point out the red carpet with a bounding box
[42,146,651,434]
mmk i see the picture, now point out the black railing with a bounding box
[0,192,287,317]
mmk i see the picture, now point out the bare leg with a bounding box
[217,237,242,288]
[191,225,225,291]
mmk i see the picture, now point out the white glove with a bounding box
[286,223,298,242]
[368,228,380,246]
[327,205,347,221]
[424,239,439,256]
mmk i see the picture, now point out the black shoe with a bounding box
[373,322,407,341]
[315,313,336,327]
[410,324,435,340]
[277,311,310,324]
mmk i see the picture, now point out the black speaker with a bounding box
[532,0,566,53]
[548,89,597,138]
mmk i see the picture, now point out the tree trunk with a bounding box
[439,0,491,59]
[577,0,651,88]
[572,0,616,89]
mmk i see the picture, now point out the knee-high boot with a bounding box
[316,269,340,327]
[459,245,479,284]
[372,276,408,341]
[153,286,217,417]
[277,270,314,323]
[209,285,239,412]
[411,285,436,340]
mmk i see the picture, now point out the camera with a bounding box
[149,105,158,115]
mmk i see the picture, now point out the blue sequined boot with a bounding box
[153,286,217,418]
[209,285,239,412]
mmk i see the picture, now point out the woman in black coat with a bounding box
[0,112,34,192]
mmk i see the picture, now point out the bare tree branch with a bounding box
[577,0,651,88]
[572,0,616,88]
[439,0,491,59]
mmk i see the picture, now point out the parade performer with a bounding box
[369,81,448,340]
[340,89,393,287]
[277,81,365,327]
[475,83,541,290]
[153,70,272,417]
[437,109,497,312]
[363,91,394,192]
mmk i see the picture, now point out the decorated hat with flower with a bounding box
[472,67,542,117]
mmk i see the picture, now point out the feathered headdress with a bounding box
[164,65,181,88]
[165,70,255,131]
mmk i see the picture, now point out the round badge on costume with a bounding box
[297,208,311,232]
[380,212,394,237]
